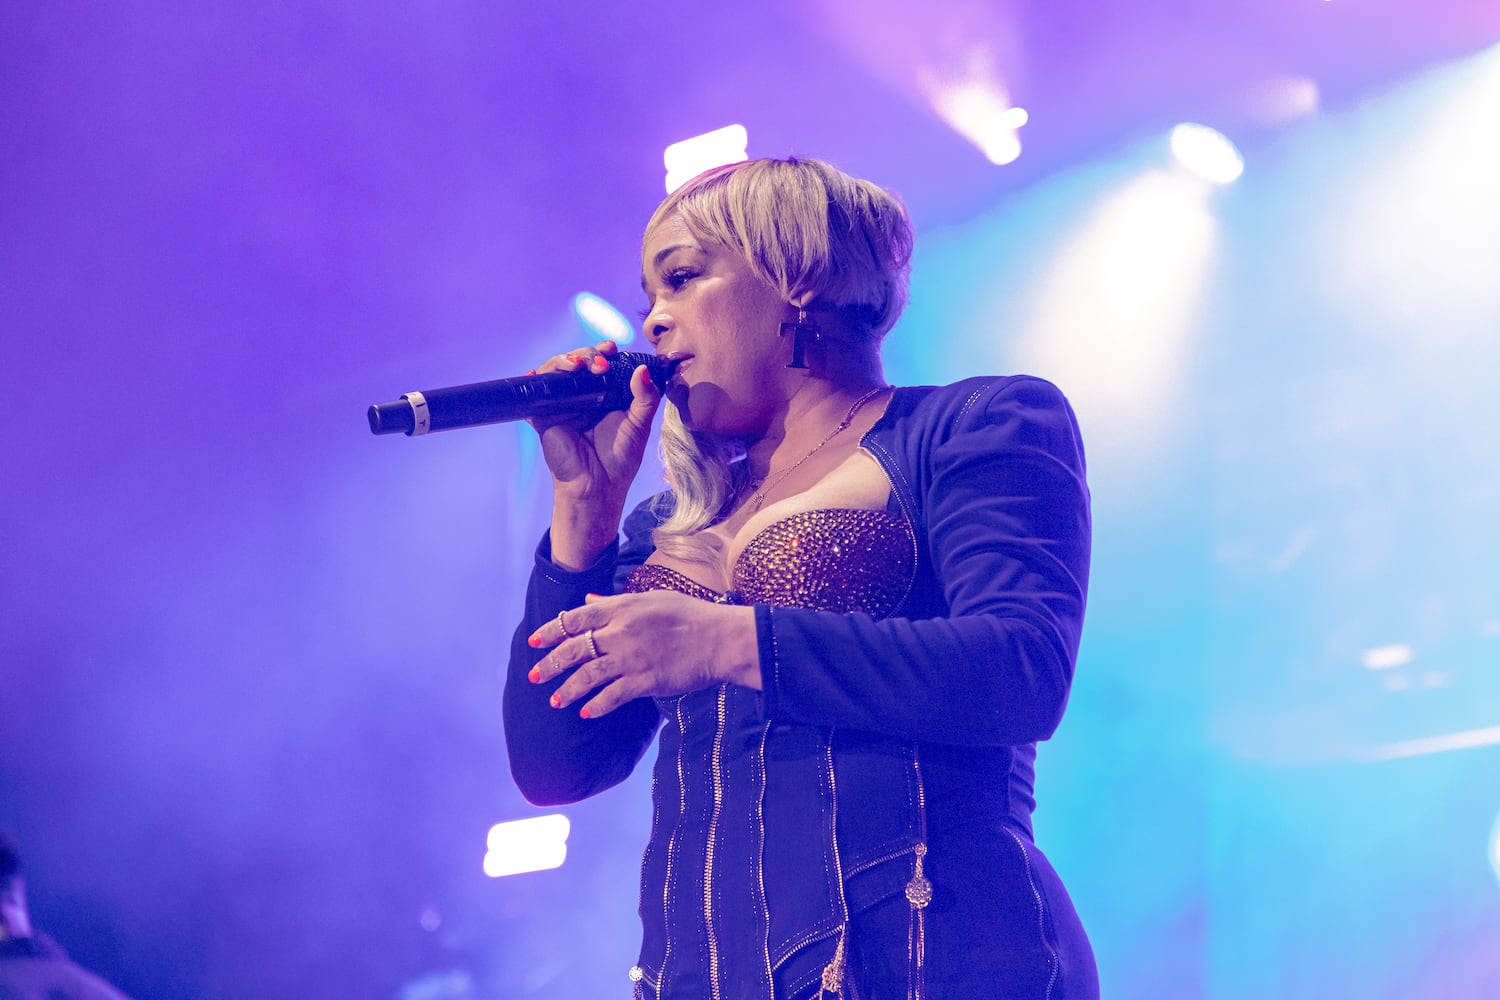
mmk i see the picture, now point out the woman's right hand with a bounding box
[530,340,663,569]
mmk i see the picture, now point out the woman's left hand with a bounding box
[527,591,761,718]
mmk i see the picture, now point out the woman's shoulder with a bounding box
[880,374,1078,438]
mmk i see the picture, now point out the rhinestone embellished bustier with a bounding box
[625,507,915,615]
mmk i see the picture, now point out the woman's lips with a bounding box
[664,354,694,385]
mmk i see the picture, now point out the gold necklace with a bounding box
[745,386,889,512]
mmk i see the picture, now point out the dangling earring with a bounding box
[779,307,819,370]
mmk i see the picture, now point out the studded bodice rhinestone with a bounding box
[625,507,915,617]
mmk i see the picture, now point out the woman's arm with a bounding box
[502,499,666,806]
[757,376,1091,747]
[521,377,1089,748]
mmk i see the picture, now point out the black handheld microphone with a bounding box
[367,352,681,436]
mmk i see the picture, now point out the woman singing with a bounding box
[505,157,1098,999]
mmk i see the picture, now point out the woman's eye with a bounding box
[641,268,699,315]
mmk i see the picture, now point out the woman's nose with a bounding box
[643,309,671,346]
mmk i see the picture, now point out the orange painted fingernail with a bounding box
[528,666,541,683]
[525,369,537,376]
[527,634,540,648]
[550,693,562,708]
[579,707,591,720]
[565,354,581,363]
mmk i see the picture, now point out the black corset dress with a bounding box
[623,509,943,1000]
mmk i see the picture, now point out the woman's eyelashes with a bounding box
[639,268,700,317]
[664,266,698,291]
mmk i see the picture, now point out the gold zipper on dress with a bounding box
[818,731,850,997]
[1006,827,1060,1000]
[755,719,774,992]
[767,727,849,976]
[704,683,729,1000]
[905,748,930,1000]
[655,698,690,991]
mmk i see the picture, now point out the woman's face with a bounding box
[640,213,792,437]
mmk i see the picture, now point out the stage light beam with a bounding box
[573,291,633,345]
[1362,644,1414,670]
[1011,165,1219,460]
[1247,75,1321,125]
[929,80,1028,165]
[1490,810,1500,890]
[1170,124,1245,185]
[918,44,1027,166]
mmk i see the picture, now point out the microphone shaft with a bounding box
[366,353,676,436]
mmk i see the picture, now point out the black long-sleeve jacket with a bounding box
[505,376,1097,999]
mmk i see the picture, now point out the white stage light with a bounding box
[1170,123,1245,184]
[985,130,1023,167]
[930,78,1028,165]
[1247,75,1321,125]
[1365,726,1500,761]
[664,124,748,193]
[1490,810,1500,889]
[1012,167,1218,459]
[1361,644,1414,670]
[573,291,634,344]
[483,814,571,878]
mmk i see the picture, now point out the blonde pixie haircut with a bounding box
[646,157,914,563]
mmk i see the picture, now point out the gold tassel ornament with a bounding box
[905,843,932,1000]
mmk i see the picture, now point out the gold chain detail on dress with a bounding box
[745,386,888,512]
[820,926,848,995]
[906,842,932,1000]
[904,842,933,908]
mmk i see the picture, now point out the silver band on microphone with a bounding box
[403,391,431,435]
